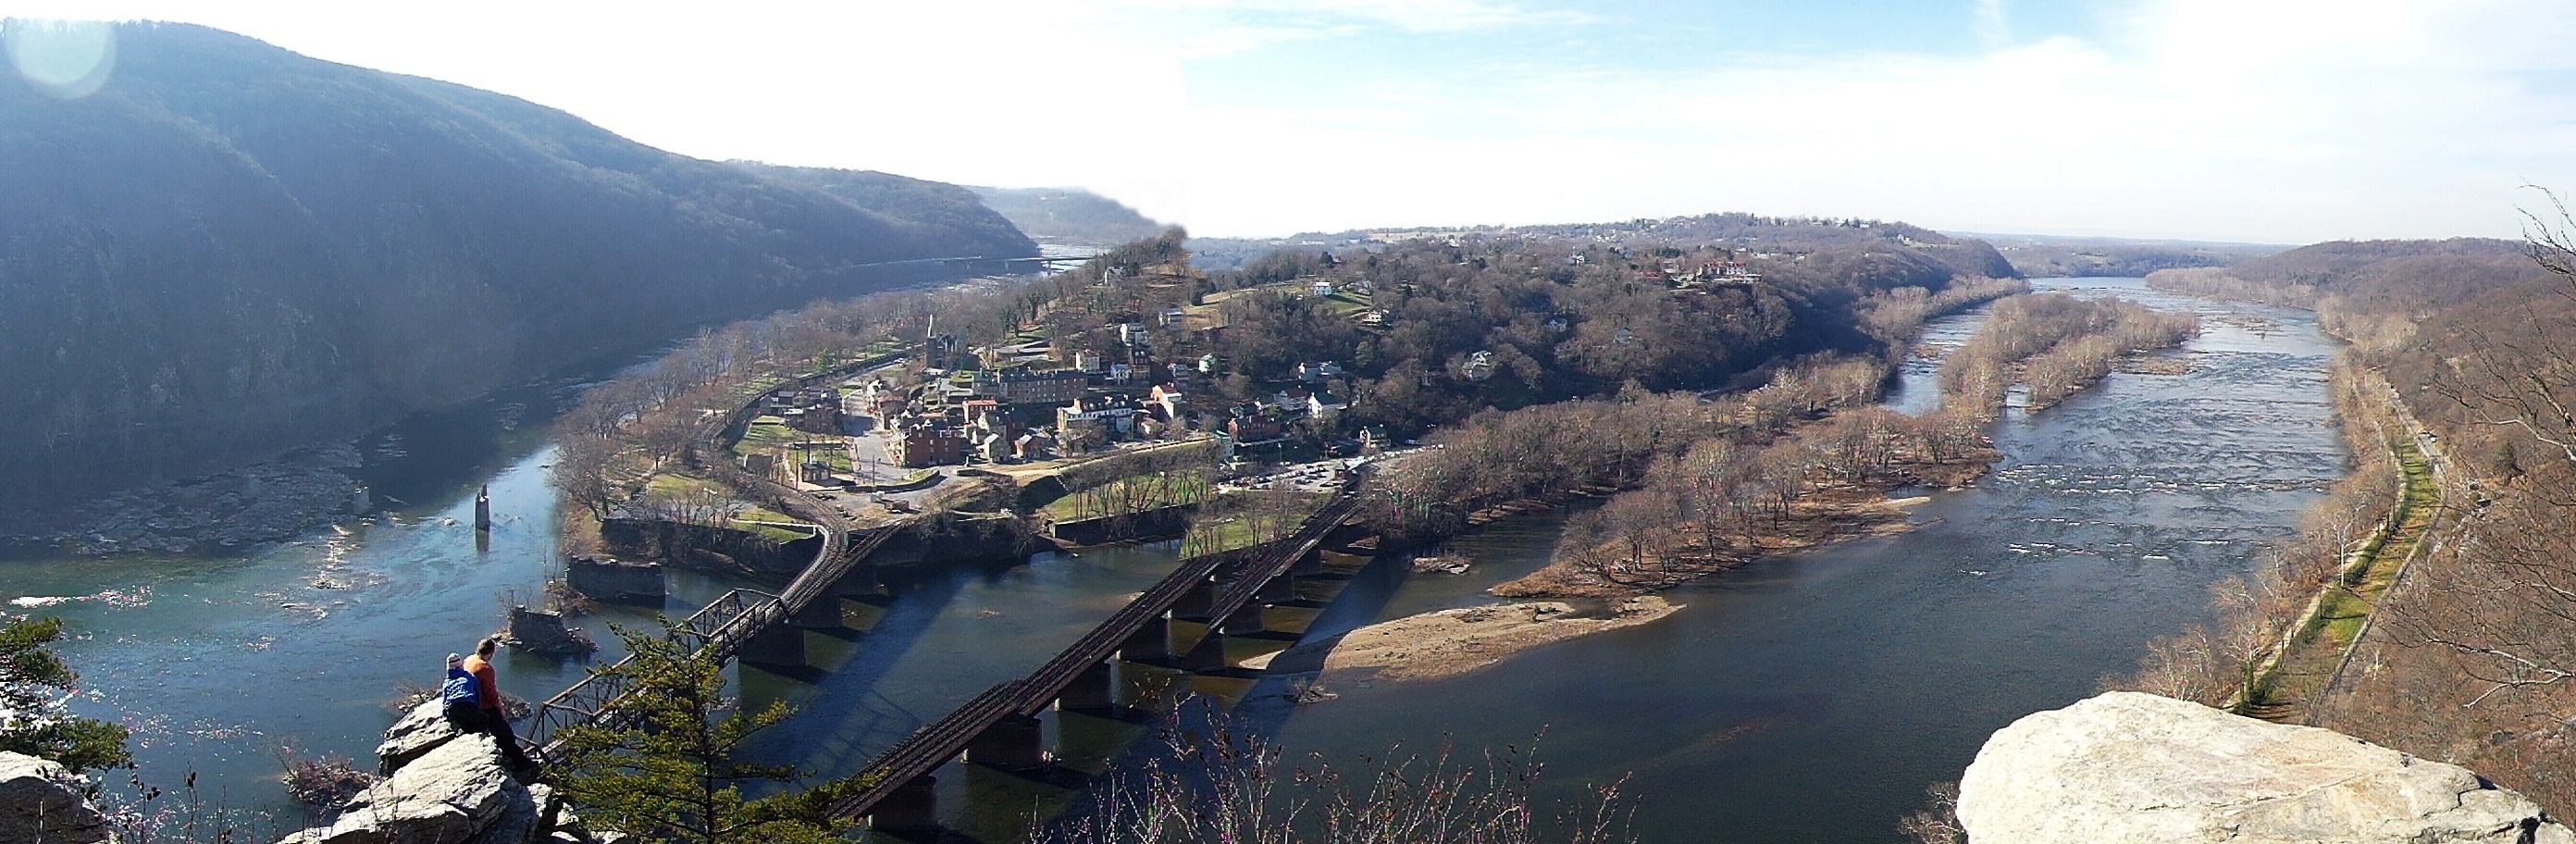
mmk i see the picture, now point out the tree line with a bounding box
[1539,292,2197,590]
[2116,229,2576,815]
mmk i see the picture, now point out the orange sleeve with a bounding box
[471,661,501,710]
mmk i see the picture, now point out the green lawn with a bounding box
[1176,490,1330,557]
[1041,473,1212,521]
[734,417,849,473]
[2239,431,2438,720]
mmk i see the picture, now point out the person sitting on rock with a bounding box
[460,638,535,770]
[440,652,486,734]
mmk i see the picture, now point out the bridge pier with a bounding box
[1119,615,1170,662]
[1170,577,1217,619]
[831,563,884,598]
[1217,604,1266,636]
[1256,572,1297,603]
[1057,661,1116,712]
[1181,630,1229,671]
[869,775,938,833]
[740,624,806,667]
[1293,549,1326,576]
[967,714,1047,770]
[789,597,843,629]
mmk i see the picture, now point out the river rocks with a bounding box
[377,699,464,776]
[0,752,108,844]
[1411,554,1470,575]
[7,444,369,555]
[1957,691,2575,844]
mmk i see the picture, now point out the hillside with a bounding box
[967,186,1167,245]
[0,22,1035,520]
[1961,232,2289,278]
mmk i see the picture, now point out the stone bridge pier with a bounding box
[966,714,1046,770]
[740,624,806,667]
[870,775,939,834]
[1120,614,1172,662]
[1056,661,1117,713]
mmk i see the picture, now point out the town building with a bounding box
[896,427,967,467]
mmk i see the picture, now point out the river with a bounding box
[1243,277,2346,843]
[6,276,2343,843]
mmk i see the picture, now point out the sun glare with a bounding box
[6,18,116,99]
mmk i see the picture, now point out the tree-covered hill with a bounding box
[0,22,1035,512]
[966,186,1167,245]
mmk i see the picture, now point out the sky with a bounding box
[6,0,2576,242]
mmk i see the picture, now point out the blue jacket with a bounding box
[440,664,481,708]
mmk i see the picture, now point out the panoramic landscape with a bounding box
[4,3,2576,843]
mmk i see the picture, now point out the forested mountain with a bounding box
[2147,238,2550,348]
[1963,232,2289,279]
[967,186,1167,245]
[0,22,1035,513]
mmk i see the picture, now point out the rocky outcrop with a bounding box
[1958,691,2574,844]
[376,699,468,776]
[316,702,606,844]
[286,736,524,844]
[0,752,108,844]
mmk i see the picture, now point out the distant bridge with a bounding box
[524,522,902,757]
[822,478,1367,832]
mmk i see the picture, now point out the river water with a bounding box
[1250,277,2347,843]
[6,276,2343,843]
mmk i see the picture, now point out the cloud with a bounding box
[8,0,2570,242]
[1146,0,2576,241]
[1972,0,2009,48]
[1121,0,1599,33]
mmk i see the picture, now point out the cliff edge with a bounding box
[1959,691,2571,844]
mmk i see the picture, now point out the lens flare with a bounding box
[6,19,116,100]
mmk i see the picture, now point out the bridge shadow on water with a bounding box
[1021,544,1418,840]
[735,565,975,781]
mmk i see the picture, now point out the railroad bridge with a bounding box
[823,482,1366,833]
[521,480,1365,786]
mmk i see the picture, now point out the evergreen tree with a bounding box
[0,616,133,774]
[552,624,870,844]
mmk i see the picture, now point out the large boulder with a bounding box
[0,752,107,844]
[376,699,464,776]
[284,734,526,844]
[1959,691,2575,844]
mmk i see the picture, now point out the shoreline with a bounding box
[1493,453,1991,601]
[1260,595,1683,684]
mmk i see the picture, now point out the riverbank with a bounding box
[1271,595,1680,683]
[1496,460,1987,601]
